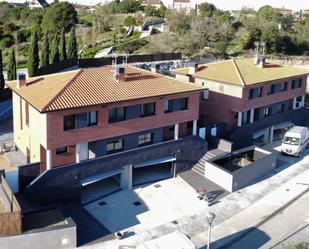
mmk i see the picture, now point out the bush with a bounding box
[17,29,32,43]
[3,22,19,34]
[0,35,15,49]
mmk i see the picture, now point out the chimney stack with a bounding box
[17,73,26,89]
[254,54,266,68]
[151,64,160,74]
[115,66,125,82]
[189,62,198,75]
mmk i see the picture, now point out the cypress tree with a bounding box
[7,49,17,81]
[50,35,60,64]
[67,27,77,59]
[59,28,67,61]
[28,30,39,77]
[40,33,49,67]
[0,50,4,89]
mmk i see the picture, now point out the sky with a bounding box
[5,0,309,11]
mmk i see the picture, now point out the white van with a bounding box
[136,231,196,249]
[281,126,309,156]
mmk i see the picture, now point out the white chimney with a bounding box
[17,73,26,89]
[115,66,125,82]
[189,62,198,75]
[254,54,266,68]
[151,64,160,74]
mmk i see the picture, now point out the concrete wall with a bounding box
[0,221,76,249]
[205,146,276,192]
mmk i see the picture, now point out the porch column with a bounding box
[269,125,274,144]
[301,95,305,107]
[174,123,179,140]
[292,97,297,109]
[237,112,242,127]
[75,144,81,163]
[120,164,132,190]
[46,149,52,170]
[250,109,254,124]
[192,120,198,136]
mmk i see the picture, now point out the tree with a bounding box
[257,5,278,22]
[145,5,157,16]
[50,36,60,63]
[67,27,77,59]
[0,49,4,89]
[261,25,280,54]
[199,2,217,18]
[118,0,142,13]
[28,30,39,77]
[7,49,16,81]
[41,2,78,33]
[40,33,49,67]
[59,28,67,61]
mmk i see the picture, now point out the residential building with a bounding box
[7,65,205,203]
[173,57,309,148]
[275,7,293,16]
[303,9,309,17]
[173,0,192,13]
[142,0,162,9]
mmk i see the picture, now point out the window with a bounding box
[164,100,173,113]
[267,84,276,95]
[292,79,302,89]
[180,98,188,110]
[281,82,288,92]
[263,107,272,117]
[141,103,156,117]
[25,102,29,126]
[56,147,68,155]
[107,139,124,154]
[109,107,125,123]
[138,133,153,147]
[88,111,98,126]
[278,103,284,113]
[202,90,209,100]
[64,115,75,130]
[249,87,262,99]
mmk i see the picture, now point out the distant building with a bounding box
[28,0,49,9]
[229,9,256,19]
[142,0,162,9]
[302,9,309,17]
[74,4,95,15]
[275,7,293,16]
[173,0,192,13]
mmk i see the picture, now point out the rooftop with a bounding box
[172,58,309,86]
[7,65,202,112]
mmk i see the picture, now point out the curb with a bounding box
[215,187,309,249]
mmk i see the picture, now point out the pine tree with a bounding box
[67,27,77,59]
[40,33,49,67]
[0,50,5,89]
[50,35,60,64]
[59,28,67,61]
[28,30,39,77]
[7,49,16,81]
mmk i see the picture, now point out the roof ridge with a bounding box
[232,59,246,86]
[41,69,83,112]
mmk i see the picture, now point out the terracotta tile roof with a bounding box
[172,58,309,86]
[7,65,203,112]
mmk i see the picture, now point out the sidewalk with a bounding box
[82,149,309,249]
[191,168,309,249]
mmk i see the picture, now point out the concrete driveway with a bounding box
[84,177,208,235]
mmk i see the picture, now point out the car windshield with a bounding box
[283,136,300,145]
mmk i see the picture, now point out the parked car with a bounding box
[281,126,309,157]
[136,231,196,249]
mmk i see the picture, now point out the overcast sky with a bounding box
[5,0,309,11]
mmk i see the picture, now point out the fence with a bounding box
[33,53,182,76]
[0,175,22,236]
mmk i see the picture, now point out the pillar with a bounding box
[292,97,297,109]
[263,128,270,144]
[237,112,242,127]
[46,149,52,170]
[269,126,274,144]
[250,109,254,124]
[301,95,305,107]
[174,123,179,140]
[75,144,81,163]
[120,164,132,190]
[192,120,197,136]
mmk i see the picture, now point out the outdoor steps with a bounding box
[191,149,226,176]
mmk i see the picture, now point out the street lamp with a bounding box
[206,212,216,249]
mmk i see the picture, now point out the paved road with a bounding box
[225,191,309,249]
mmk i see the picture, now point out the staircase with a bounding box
[192,149,226,176]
